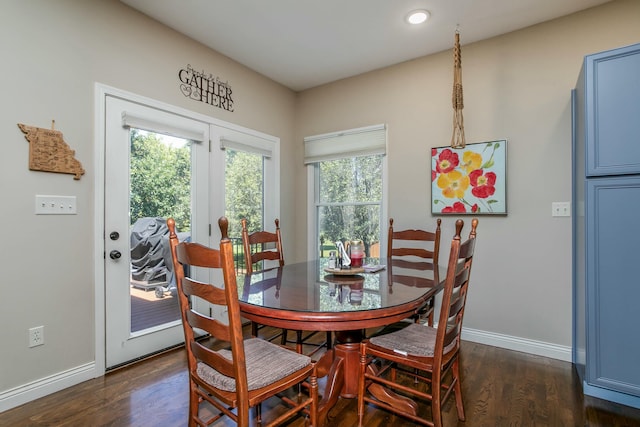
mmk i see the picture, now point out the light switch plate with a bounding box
[35,195,77,215]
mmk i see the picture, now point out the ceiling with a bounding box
[121,0,611,92]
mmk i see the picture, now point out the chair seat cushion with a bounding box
[368,323,456,357]
[197,338,312,392]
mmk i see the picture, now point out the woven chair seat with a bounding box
[197,338,312,392]
[369,323,456,358]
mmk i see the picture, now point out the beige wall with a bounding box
[0,0,296,399]
[294,0,640,350]
[1,0,639,412]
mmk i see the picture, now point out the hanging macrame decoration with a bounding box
[451,30,466,149]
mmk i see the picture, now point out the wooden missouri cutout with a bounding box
[18,121,85,180]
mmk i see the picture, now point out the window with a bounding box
[305,125,387,260]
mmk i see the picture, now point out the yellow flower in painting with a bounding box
[461,151,483,174]
[437,170,470,199]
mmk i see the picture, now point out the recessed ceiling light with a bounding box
[406,9,430,25]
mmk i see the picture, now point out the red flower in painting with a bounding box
[442,201,466,213]
[432,170,436,181]
[471,204,479,213]
[436,149,459,174]
[469,169,496,199]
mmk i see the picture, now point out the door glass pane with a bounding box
[129,129,192,333]
[317,155,383,259]
[224,149,264,273]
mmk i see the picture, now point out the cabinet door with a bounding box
[586,177,640,396]
[585,43,640,176]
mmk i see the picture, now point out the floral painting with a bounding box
[431,140,507,215]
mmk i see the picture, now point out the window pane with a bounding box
[316,154,383,259]
[225,149,264,273]
[129,129,191,333]
[130,130,192,232]
[319,155,383,203]
[225,149,264,237]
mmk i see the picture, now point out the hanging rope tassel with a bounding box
[451,31,466,149]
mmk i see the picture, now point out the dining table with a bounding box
[237,257,443,425]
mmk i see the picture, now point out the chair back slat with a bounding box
[175,242,223,268]
[389,258,436,271]
[392,228,438,241]
[191,341,236,378]
[181,277,227,306]
[251,250,282,264]
[388,274,436,289]
[459,238,476,262]
[390,247,436,259]
[443,325,460,348]
[185,309,232,343]
[248,230,279,244]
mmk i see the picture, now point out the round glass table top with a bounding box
[238,258,440,315]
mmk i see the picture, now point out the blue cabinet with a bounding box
[573,42,640,409]
[583,44,640,176]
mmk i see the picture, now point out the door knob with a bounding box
[109,231,120,241]
[109,250,122,260]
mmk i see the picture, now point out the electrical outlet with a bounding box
[29,326,44,347]
[551,201,571,217]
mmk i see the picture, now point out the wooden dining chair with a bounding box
[242,218,332,355]
[358,218,478,427]
[168,217,318,427]
[241,217,286,342]
[241,218,285,275]
[387,217,442,326]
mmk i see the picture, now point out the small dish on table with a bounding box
[324,266,365,276]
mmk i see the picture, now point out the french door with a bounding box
[104,95,210,369]
[98,86,279,370]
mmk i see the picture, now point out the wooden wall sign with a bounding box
[18,121,85,180]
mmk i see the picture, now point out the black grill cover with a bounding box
[130,217,171,284]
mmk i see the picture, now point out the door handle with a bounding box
[109,250,122,260]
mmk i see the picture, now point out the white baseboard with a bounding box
[0,362,97,413]
[462,327,572,362]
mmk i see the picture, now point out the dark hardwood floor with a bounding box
[2,326,640,427]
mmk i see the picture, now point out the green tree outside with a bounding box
[224,150,263,239]
[318,155,383,256]
[129,130,192,232]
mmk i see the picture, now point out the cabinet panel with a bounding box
[586,178,640,396]
[585,44,640,176]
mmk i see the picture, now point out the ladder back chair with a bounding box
[241,218,331,355]
[387,218,442,326]
[241,217,285,342]
[168,217,318,427]
[358,218,478,427]
[241,218,285,275]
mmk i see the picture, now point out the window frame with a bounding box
[306,126,388,260]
